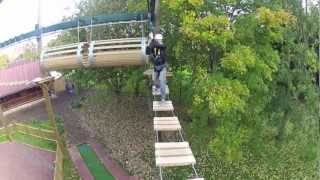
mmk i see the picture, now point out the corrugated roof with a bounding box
[0,60,42,98]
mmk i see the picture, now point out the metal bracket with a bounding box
[88,41,95,66]
[40,49,47,70]
[76,43,83,66]
[141,37,148,64]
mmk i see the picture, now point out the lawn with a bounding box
[28,120,53,130]
[78,143,115,180]
[0,135,8,143]
[11,132,57,151]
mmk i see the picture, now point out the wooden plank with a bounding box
[155,148,193,157]
[94,44,141,51]
[154,120,180,125]
[3,98,45,116]
[45,43,80,52]
[94,38,142,45]
[94,49,141,56]
[153,105,174,112]
[156,155,196,167]
[54,145,64,180]
[153,101,172,106]
[155,142,190,149]
[154,124,181,131]
[46,49,78,57]
[154,116,181,131]
[154,117,178,121]
[43,55,77,62]
[15,123,56,141]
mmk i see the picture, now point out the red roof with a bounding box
[0,61,42,98]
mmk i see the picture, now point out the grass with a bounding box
[0,135,9,143]
[28,120,54,130]
[64,154,81,180]
[78,144,115,180]
[11,132,57,151]
[0,119,81,179]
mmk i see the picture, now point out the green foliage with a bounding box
[163,0,320,178]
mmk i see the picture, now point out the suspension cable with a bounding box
[77,17,80,43]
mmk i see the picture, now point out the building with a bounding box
[0,61,43,111]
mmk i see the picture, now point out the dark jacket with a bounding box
[149,40,166,68]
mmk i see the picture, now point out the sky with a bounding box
[0,0,80,42]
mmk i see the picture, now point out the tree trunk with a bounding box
[276,111,290,141]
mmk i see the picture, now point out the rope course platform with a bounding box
[41,38,148,71]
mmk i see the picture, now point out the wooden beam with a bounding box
[35,77,65,159]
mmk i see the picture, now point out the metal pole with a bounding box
[36,0,42,55]
[305,0,308,14]
[154,0,160,33]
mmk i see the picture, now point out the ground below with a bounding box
[6,90,159,179]
[0,142,55,180]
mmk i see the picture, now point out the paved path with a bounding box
[0,142,55,180]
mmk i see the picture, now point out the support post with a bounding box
[36,0,42,55]
[154,0,160,33]
[36,77,65,156]
[0,106,11,141]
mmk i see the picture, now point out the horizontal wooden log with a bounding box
[93,44,141,51]
[46,49,78,57]
[3,98,45,116]
[45,43,80,53]
[94,38,142,45]
[15,123,56,141]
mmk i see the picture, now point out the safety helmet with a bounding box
[155,33,163,40]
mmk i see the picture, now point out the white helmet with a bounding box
[155,33,163,40]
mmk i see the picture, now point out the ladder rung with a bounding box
[154,124,181,131]
[154,117,178,121]
[156,155,196,167]
[153,101,174,112]
[155,148,192,157]
[155,142,196,167]
[154,117,181,131]
[155,142,189,149]
[153,101,172,106]
[154,120,180,125]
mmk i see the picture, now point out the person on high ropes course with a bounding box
[147,32,167,102]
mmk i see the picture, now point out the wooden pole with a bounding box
[0,106,11,141]
[38,78,65,156]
